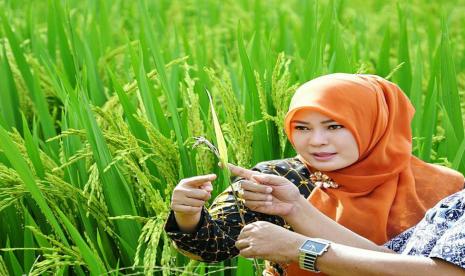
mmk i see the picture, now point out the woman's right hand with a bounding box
[171,174,217,233]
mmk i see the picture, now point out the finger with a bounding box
[175,197,208,207]
[171,205,202,214]
[242,190,272,201]
[185,189,211,201]
[235,238,250,251]
[251,173,289,187]
[200,182,213,193]
[241,180,272,194]
[240,221,261,234]
[180,174,217,187]
[227,163,260,179]
[239,247,257,259]
[238,223,255,238]
[243,200,272,210]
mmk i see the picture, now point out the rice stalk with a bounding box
[133,215,167,275]
[384,62,405,80]
[44,173,113,234]
[182,63,215,175]
[123,156,167,214]
[24,226,84,275]
[134,115,180,195]
[6,129,60,178]
[160,232,176,276]
[100,55,189,117]
[202,91,260,273]
[0,163,24,212]
[82,163,110,220]
[205,68,252,167]
[257,53,297,156]
[123,56,190,94]
[29,253,83,276]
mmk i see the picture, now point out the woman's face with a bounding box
[291,110,359,171]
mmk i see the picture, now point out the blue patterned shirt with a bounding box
[385,189,465,269]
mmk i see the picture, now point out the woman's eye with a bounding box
[294,125,309,131]
[328,124,344,130]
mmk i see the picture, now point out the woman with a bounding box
[231,165,465,275]
[165,74,464,274]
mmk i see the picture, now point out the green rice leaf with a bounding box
[50,0,76,87]
[0,46,21,131]
[67,86,140,263]
[206,89,228,165]
[377,24,391,77]
[109,69,149,142]
[452,139,465,170]
[396,4,412,95]
[46,0,57,60]
[237,23,270,162]
[21,113,45,179]
[55,208,106,275]
[419,81,438,162]
[438,19,463,141]
[440,106,459,160]
[0,11,34,93]
[0,125,69,245]
[4,238,23,276]
[82,40,106,106]
[137,0,191,177]
[23,210,36,272]
[237,257,254,275]
[410,47,423,141]
[23,207,51,248]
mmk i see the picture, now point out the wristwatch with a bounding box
[298,238,331,273]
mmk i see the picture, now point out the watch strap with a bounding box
[299,251,319,272]
[298,238,330,273]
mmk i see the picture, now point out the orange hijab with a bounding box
[282,74,463,276]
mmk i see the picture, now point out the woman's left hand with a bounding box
[227,163,302,217]
[235,221,306,263]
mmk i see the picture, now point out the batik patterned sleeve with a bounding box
[428,202,465,268]
[384,189,465,270]
[383,226,414,253]
[164,158,315,263]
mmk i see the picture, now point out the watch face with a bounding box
[301,240,328,253]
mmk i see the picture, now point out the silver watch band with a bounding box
[299,252,319,272]
[298,238,330,273]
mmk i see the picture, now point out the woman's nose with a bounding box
[308,129,328,146]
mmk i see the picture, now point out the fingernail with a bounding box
[266,187,272,193]
[267,195,272,201]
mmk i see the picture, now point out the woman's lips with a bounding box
[311,152,337,161]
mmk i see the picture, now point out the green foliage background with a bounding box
[0,0,464,275]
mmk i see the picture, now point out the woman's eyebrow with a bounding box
[321,119,336,124]
[292,119,337,124]
[290,120,309,124]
